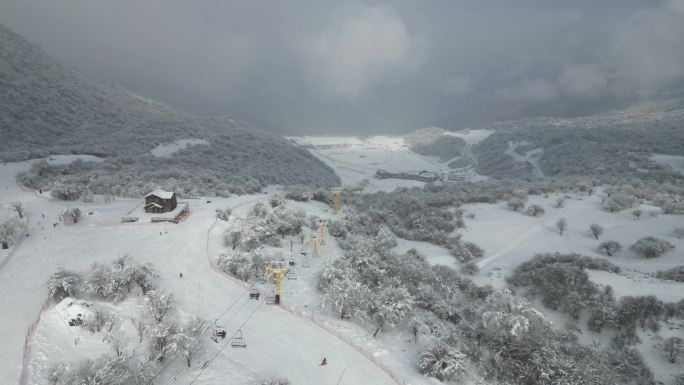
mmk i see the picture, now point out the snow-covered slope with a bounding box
[0,158,421,385]
[0,23,339,192]
[288,135,485,191]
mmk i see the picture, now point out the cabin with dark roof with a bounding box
[144,190,177,213]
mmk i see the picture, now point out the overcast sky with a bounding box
[1,0,683,133]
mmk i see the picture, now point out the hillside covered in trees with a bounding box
[0,24,339,194]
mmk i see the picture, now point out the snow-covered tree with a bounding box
[144,290,174,324]
[656,266,684,282]
[372,286,414,337]
[102,332,124,357]
[418,343,466,381]
[148,319,178,362]
[82,307,115,333]
[602,193,638,213]
[124,262,157,295]
[525,204,545,217]
[320,272,373,320]
[589,223,603,240]
[284,185,314,201]
[216,253,251,280]
[11,201,23,218]
[84,263,130,302]
[0,215,23,249]
[556,217,567,236]
[460,262,479,275]
[269,193,285,208]
[555,197,565,208]
[631,236,675,258]
[327,220,347,238]
[654,336,682,363]
[44,355,134,385]
[45,269,82,301]
[271,206,304,238]
[598,240,622,257]
[448,241,484,263]
[215,207,231,221]
[507,198,525,212]
[175,317,207,367]
[250,202,269,218]
[225,229,242,249]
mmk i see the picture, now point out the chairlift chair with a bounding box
[287,268,297,280]
[213,327,226,341]
[231,329,247,348]
[265,291,276,305]
[249,283,260,300]
[212,319,226,342]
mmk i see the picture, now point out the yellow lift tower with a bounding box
[265,260,289,305]
[315,218,328,244]
[310,234,319,258]
[330,188,343,214]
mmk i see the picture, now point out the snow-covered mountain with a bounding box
[403,104,684,182]
[0,24,339,193]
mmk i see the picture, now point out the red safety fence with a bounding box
[276,304,408,385]
[18,296,51,385]
[205,211,409,385]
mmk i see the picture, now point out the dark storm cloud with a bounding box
[1,0,683,133]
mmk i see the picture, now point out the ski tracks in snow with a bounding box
[205,198,406,385]
[476,225,544,270]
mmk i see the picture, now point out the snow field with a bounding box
[2,156,427,385]
[150,139,209,157]
[208,199,431,385]
[652,154,684,175]
[288,135,478,192]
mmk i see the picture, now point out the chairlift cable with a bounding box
[151,286,249,383]
[187,300,263,385]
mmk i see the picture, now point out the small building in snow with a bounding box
[144,190,177,213]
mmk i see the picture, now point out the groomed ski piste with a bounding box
[0,156,426,385]
[2,143,684,385]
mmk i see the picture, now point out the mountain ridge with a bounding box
[0,23,340,194]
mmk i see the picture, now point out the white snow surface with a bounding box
[652,154,684,175]
[150,139,208,157]
[144,189,175,199]
[4,151,684,384]
[288,135,485,191]
[442,128,494,144]
[0,157,427,385]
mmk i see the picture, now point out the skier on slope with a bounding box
[320,357,327,366]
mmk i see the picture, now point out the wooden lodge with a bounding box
[144,190,177,213]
